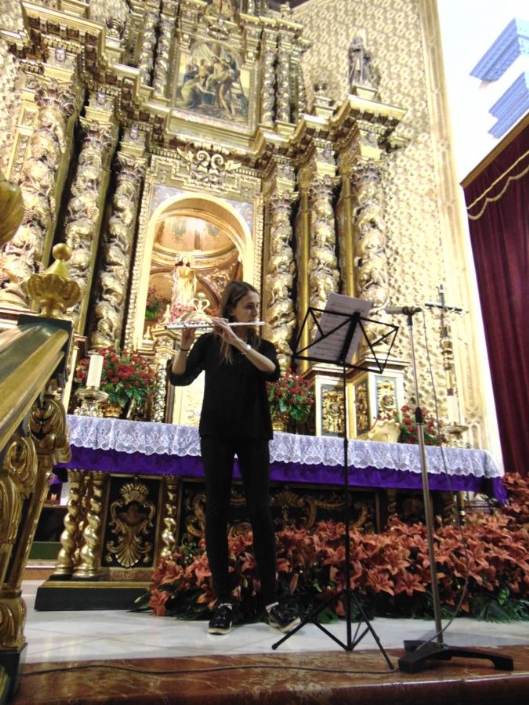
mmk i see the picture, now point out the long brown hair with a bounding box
[219,281,259,363]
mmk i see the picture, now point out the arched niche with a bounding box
[132,193,254,348]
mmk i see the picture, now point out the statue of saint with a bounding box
[171,254,196,308]
[348,36,374,89]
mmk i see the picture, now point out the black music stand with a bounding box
[271,295,397,668]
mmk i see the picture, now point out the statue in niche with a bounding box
[171,253,197,308]
[348,35,378,91]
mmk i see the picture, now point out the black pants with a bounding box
[200,436,278,606]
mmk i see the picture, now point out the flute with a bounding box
[166,320,266,330]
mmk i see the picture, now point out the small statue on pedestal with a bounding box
[348,35,379,98]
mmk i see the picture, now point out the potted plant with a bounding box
[369,405,444,445]
[398,405,444,445]
[267,368,314,432]
[75,345,156,418]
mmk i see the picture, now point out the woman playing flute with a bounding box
[167,280,300,635]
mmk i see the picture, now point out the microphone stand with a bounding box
[397,309,513,673]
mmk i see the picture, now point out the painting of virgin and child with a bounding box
[175,42,249,123]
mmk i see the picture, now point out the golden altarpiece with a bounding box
[0,0,497,620]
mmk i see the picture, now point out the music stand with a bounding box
[395,309,514,673]
[271,294,397,669]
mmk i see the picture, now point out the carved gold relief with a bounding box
[182,483,375,540]
[0,78,77,309]
[105,480,156,569]
[0,436,38,587]
[322,387,345,436]
[354,380,369,436]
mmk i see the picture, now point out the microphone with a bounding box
[385,306,422,315]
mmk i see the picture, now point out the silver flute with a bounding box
[166,320,266,330]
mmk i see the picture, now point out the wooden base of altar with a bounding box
[35,580,149,611]
[34,472,456,611]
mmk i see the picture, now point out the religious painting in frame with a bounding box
[173,39,251,129]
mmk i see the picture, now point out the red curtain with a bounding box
[462,120,529,476]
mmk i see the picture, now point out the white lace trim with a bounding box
[66,415,502,479]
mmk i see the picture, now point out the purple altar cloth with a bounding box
[58,446,506,502]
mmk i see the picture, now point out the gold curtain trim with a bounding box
[466,148,529,221]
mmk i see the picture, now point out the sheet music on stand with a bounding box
[294,293,398,374]
[310,293,373,364]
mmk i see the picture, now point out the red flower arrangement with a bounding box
[267,368,314,424]
[135,473,529,623]
[75,346,156,408]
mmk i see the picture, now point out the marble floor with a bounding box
[20,580,529,664]
[11,581,529,704]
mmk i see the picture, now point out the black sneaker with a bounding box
[208,603,233,635]
[268,603,300,633]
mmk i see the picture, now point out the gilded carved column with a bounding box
[159,476,182,558]
[0,80,75,309]
[89,148,147,348]
[264,187,297,370]
[89,0,130,38]
[260,28,278,126]
[294,166,311,368]
[153,2,177,96]
[152,349,173,422]
[276,32,292,124]
[65,119,116,332]
[139,2,161,86]
[52,470,85,578]
[73,472,108,579]
[290,38,310,122]
[308,175,340,315]
[351,161,389,310]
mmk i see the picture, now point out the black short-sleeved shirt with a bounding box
[167,333,280,440]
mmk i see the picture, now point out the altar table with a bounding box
[35,415,505,611]
[60,415,505,500]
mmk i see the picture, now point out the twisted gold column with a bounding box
[276,31,293,124]
[138,3,161,86]
[264,189,297,370]
[64,119,116,332]
[351,162,389,310]
[159,477,182,558]
[260,27,278,127]
[52,470,84,578]
[153,4,176,96]
[89,153,146,348]
[73,472,107,580]
[308,176,340,315]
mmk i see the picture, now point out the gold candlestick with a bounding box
[74,386,109,417]
[443,422,470,449]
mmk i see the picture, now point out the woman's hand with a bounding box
[180,327,196,351]
[211,317,239,347]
